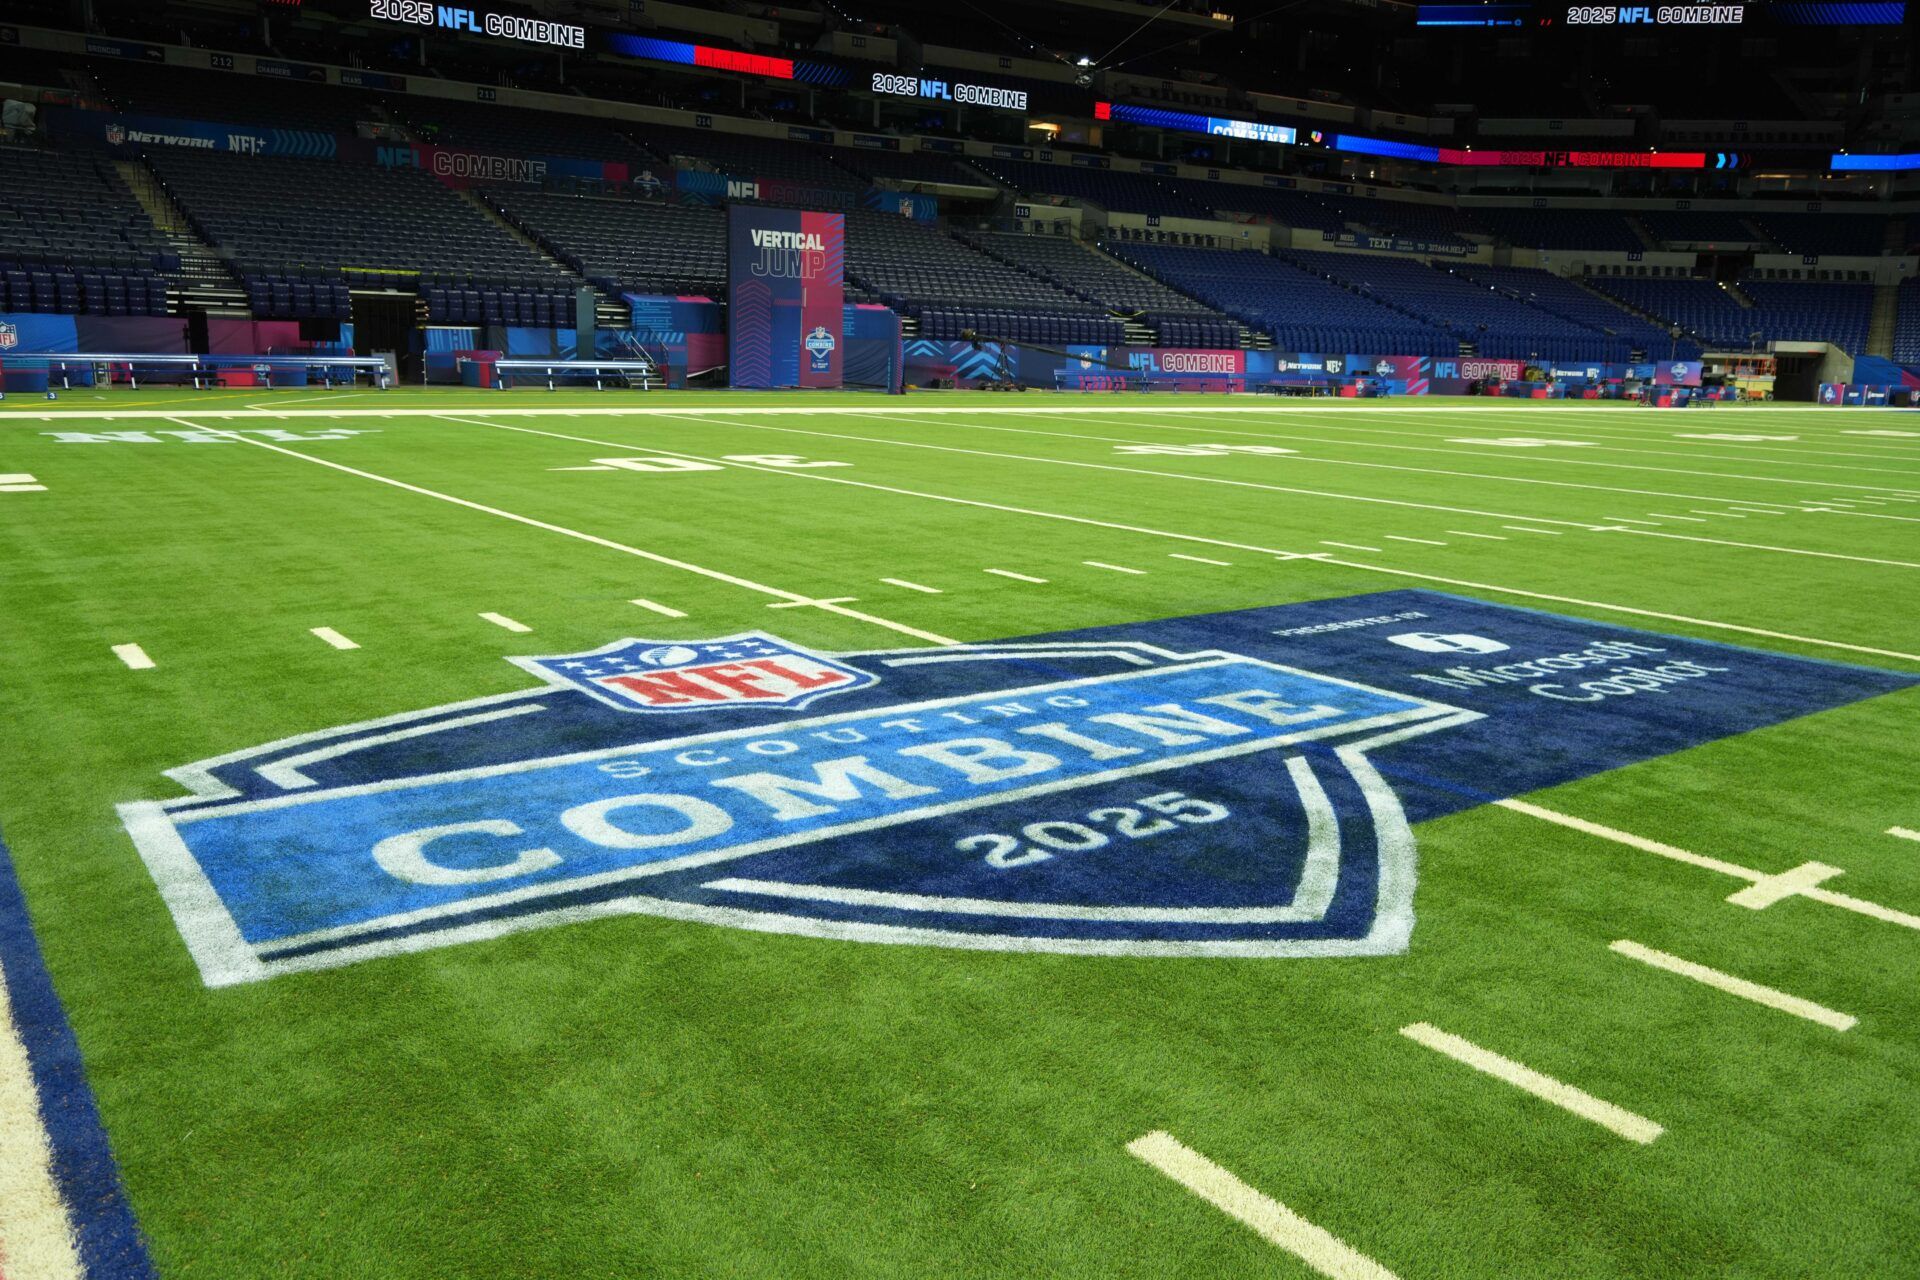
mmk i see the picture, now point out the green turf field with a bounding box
[1,387,1917,1279]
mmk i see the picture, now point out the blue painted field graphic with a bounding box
[121,592,1917,985]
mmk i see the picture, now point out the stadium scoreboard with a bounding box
[1417,0,1904,23]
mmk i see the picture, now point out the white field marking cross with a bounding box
[766,596,859,610]
[1126,1132,1401,1280]
[1400,1022,1664,1144]
[1497,800,1920,933]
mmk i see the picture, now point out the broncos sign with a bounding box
[121,592,1916,985]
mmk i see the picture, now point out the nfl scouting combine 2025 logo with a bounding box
[119,592,1917,985]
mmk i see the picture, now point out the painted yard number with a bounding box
[581,455,850,473]
[1114,444,1296,456]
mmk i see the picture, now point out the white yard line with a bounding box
[111,642,155,670]
[985,568,1048,583]
[1169,553,1233,565]
[1602,517,1663,525]
[1886,827,1920,844]
[1608,940,1855,1031]
[1610,529,1920,570]
[167,417,959,648]
[1646,512,1710,522]
[1320,541,1383,552]
[697,408,1920,571]
[1083,560,1146,574]
[1126,1132,1400,1280]
[0,482,48,493]
[1445,530,1508,540]
[1497,798,1920,933]
[425,415,1920,666]
[479,611,532,633]
[311,626,360,650]
[880,578,943,593]
[1399,1022,1663,1144]
[1689,509,1748,518]
[1387,535,1447,546]
[630,598,686,618]
[1013,410,1920,511]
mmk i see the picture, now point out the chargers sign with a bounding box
[121,592,1915,985]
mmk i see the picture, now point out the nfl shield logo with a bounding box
[0,322,16,351]
[510,633,877,714]
[105,124,125,145]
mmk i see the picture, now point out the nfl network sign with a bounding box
[120,593,1915,985]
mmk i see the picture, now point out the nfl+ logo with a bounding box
[511,633,876,714]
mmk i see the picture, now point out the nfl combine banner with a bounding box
[727,206,845,389]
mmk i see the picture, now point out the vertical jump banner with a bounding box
[727,206,845,389]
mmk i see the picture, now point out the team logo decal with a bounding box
[0,321,16,351]
[120,592,1919,987]
[804,325,837,372]
[510,634,876,714]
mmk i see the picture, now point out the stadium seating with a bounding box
[1454,264,1699,359]
[1737,279,1875,352]
[1112,244,1456,355]
[1472,209,1644,252]
[91,62,375,133]
[0,145,171,314]
[970,232,1239,345]
[639,126,862,190]
[1637,211,1763,245]
[1894,277,1920,365]
[827,148,989,188]
[1181,181,1351,233]
[389,100,654,165]
[968,159,1210,218]
[490,190,727,298]
[844,211,1124,344]
[1279,249,1630,361]
[1748,213,1889,257]
[1589,276,1874,351]
[145,151,576,322]
[1585,277,1758,348]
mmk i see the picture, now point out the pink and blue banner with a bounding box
[727,207,845,390]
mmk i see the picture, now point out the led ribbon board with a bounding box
[1334,135,1711,168]
[1830,152,1920,171]
[1096,102,1297,145]
[871,73,1029,112]
[366,1,584,49]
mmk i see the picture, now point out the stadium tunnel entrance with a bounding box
[351,294,419,382]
